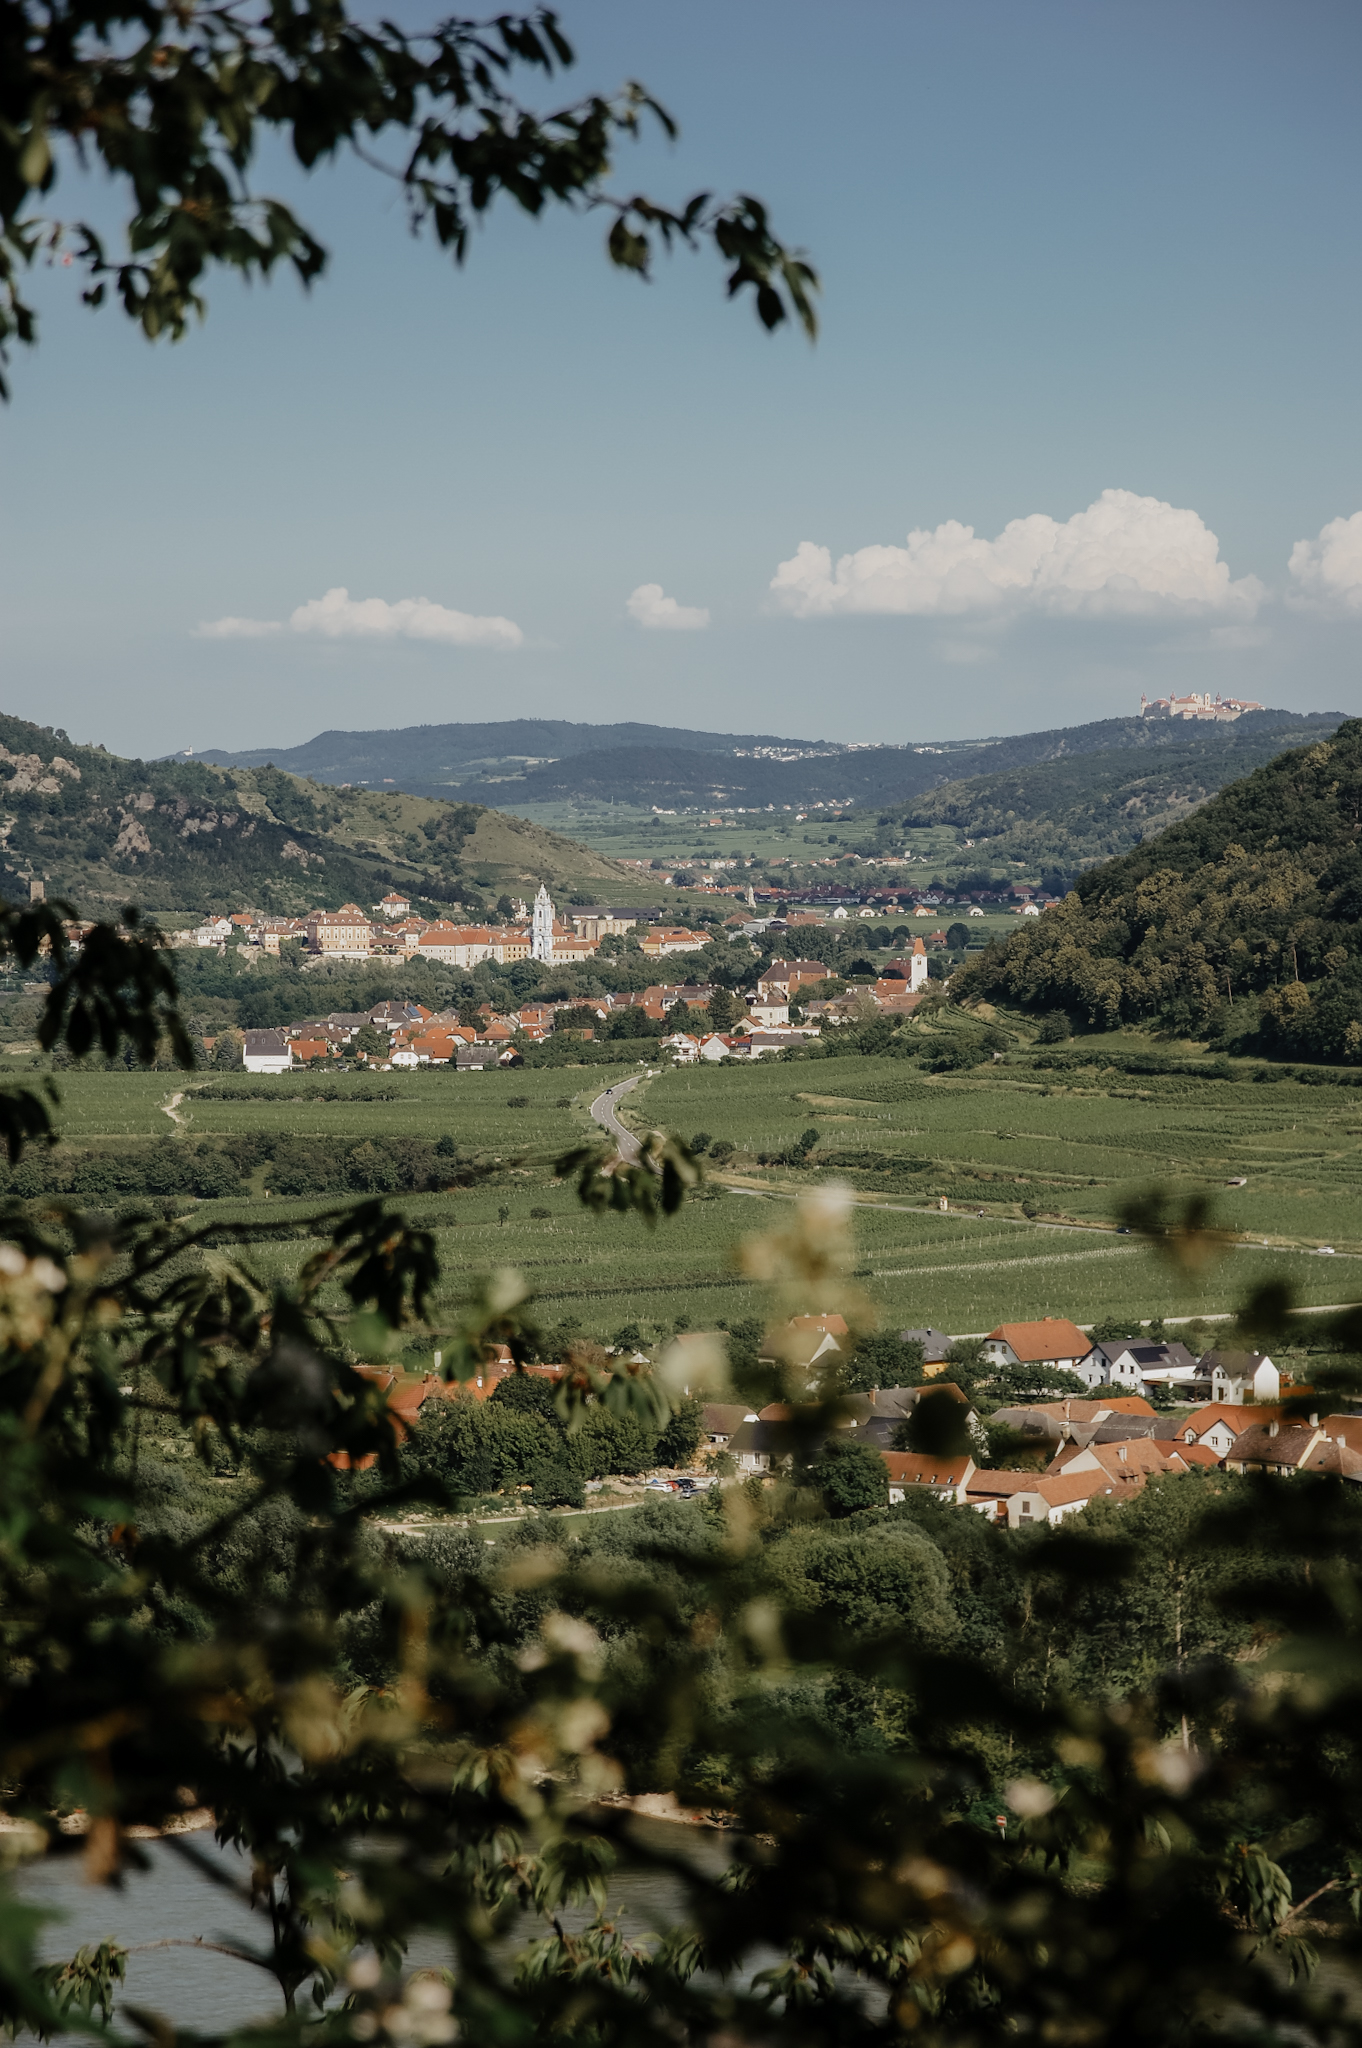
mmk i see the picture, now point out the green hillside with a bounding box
[0,712,638,920]
[892,723,1333,869]
[955,721,1362,1061]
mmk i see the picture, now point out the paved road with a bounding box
[589,1073,645,1161]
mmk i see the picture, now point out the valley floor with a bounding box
[11,1052,1361,1350]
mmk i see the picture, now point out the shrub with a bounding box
[529,1206,551,1219]
[529,1462,585,1509]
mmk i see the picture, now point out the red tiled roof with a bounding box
[987,1318,1091,1363]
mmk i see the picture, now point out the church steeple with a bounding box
[531,883,554,962]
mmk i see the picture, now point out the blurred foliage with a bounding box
[1,2,815,392]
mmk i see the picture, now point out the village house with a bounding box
[899,1327,955,1375]
[1000,1470,1128,1527]
[982,1318,1092,1376]
[1051,1436,1189,1483]
[289,1035,336,1064]
[724,1415,783,1474]
[370,1000,432,1033]
[1079,1339,1199,1392]
[638,927,711,959]
[242,1028,292,1074]
[701,1402,755,1452]
[1223,1420,1328,1476]
[373,892,411,919]
[883,1451,976,1505]
[1176,1403,1279,1460]
[376,917,430,955]
[697,1032,749,1061]
[756,959,830,1002]
[1203,1350,1281,1403]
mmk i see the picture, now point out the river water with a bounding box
[15,1821,728,2034]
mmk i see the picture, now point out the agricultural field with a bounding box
[10,1050,1362,1346]
[498,795,977,879]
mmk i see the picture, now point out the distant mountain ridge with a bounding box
[180,710,1346,812]
[186,718,835,788]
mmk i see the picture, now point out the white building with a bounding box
[1206,1351,1280,1403]
[532,884,554,963]
[243,1029,291,1075]
[908,937,929,990]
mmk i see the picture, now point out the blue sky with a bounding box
[2,0,1360,757]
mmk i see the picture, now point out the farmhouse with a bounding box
[982,1318,1091,1375]
[243,1028,291,1074]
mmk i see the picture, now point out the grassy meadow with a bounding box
[11,1050,1362,1345]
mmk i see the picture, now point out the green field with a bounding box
[496,796,975,877]
[11,1053,1362,1346]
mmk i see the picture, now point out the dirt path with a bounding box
[160,1090,187,1127]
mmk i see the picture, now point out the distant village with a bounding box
[357,1310,1361,1522]
[177,883,1007,1073]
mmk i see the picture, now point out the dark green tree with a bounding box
[807,1434,887,1517]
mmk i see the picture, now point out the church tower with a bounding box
[531,883,554,962]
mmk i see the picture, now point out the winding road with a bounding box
[588,1073,645,1161]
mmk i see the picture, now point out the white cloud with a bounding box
[626,583,710,631]
[771,489,1263,623]
[194,616,282,639]
[1287,512,1362,615]
[195,587,522,649]
[289,587,523,648]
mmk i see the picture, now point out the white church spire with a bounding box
[531,883,554,962]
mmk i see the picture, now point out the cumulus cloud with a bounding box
[626,582,710,631]
[195,587,523,649]
[289,587,522,647]
[770,489,1263,623]
[194,616,282,639]
[1287,512,1362,615]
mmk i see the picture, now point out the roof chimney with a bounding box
[1268,1420,1279,1438]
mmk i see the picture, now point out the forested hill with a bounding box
[0,712,633,919]
[442,711,1343,810]
[189,718,819,787]
[891,722,1336,869]
[182,708,1343,810]
[956,721,1362,1062]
